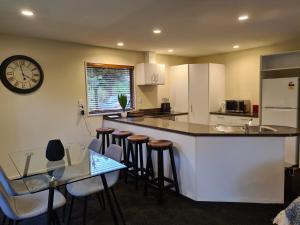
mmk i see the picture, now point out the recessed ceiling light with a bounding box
[153,29,162,34]
[238,15,249,21]
[168,49,174,53]
[21,10,34,16]
[233,45,240,49]
[117,42,124,46]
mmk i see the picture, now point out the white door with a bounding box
[170,65,189,112]
[262,107,298,165]
[189,64,209,124]
[262,77,299,108]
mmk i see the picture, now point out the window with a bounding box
[86,63,134,115]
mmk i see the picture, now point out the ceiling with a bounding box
[0,0,300,56]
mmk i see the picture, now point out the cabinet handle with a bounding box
[190,104,193,112]
[217,116,224,119]
[155,74,158,82]
[152,74,155,83]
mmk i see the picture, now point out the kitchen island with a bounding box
[103,117,300,203]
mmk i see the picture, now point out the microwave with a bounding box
[225,100,251,113]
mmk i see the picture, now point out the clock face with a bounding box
[0,55,44,94]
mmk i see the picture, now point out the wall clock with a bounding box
[0,55,44,94]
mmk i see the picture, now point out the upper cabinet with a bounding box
[135,63,165,85]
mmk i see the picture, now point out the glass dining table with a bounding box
[8,143,127,225]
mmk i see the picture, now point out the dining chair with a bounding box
[0,180,66,225]
[66,144,125,225]
[88,138,102,153]
[0,166,28,196]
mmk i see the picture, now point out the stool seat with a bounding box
[148,140,172,149]
[127,135,149,143]
[112,131,132,138]
[96,127,115,134]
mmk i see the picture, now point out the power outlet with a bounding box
[78,99,85,115]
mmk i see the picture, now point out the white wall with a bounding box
[0,34,190,176]
[193,39,300,105]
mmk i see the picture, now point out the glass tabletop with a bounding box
[9,144,126,193]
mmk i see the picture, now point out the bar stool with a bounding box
[112,130,132,163]
[144,140,179,203]
[96,127,115,154]
[126,135,149,189]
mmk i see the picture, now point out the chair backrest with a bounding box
[104,144,122,162]
[0,181,18,220]
[88,139,102,153]
[0,166,16,196]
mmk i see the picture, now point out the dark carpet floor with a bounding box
[13,181,283,225]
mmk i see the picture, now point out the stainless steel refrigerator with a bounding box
[262,77,299,166]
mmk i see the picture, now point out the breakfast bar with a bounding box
[104,116,300,204]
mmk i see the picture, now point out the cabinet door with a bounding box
[155,64,165,84]
[170,65,189,112]
[209,64,225,112]
[144,63,156,84]
[209,115,231,125]
[189,64,209,124]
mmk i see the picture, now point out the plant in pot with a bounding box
[118,94,128,118]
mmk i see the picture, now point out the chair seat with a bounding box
[148,140,173,149]
[96,128,115,134]
[127,135,149,143]
[12,189,66,220]
[66,172,119,197]
[112,131,132,138]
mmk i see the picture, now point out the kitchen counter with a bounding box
[104,117,299,137]
[210,111,259,118]
[104,117,297,204]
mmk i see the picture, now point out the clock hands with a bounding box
[19,64,26,81]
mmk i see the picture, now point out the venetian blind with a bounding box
[86,63,134,115]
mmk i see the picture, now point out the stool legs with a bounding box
[144,147,153,196]
[134,143,139,189]
[122,138,127,163]
[157,150,164,203]
[139,143,144,177]
[169,147,179,194]
[106,134,110,148]
[144,145,180,203]
[101,134,105,154]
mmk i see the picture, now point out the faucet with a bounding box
[243,118,253,133]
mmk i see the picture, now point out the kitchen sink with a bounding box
[214,125,245,133]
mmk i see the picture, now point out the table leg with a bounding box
[100,174,119,225]
[47,186,55,225]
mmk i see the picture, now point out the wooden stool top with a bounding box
[148,140,173,149]
[127,135,149,143]
[112,131,132,138]
[96,127,115,134]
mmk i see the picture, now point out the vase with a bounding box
[46,139,65,161]
[121,111,127,118]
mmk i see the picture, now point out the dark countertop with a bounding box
[144,112,188,118]
[104,117,300,137]
[210,111,259,118]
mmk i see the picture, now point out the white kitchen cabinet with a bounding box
[209,114,259,126]
[170,63,225,124]
[135,63,165,85]
[170,65,189,112]
[189,64,210,124]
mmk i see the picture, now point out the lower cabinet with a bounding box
[209,114,259,126]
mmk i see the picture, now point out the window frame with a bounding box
[85,62,135,116]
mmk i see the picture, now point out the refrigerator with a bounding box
[262,77,299,166]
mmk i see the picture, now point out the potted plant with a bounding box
[118,94,128,117]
